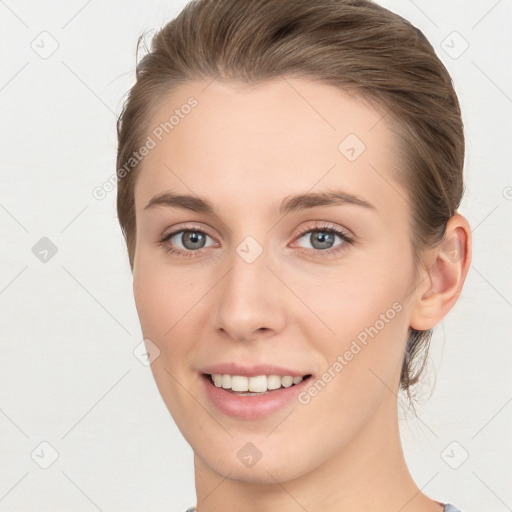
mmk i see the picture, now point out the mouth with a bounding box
[200,371,313,420]
[203,373,312,395]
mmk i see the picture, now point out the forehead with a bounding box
[134,77,404,217]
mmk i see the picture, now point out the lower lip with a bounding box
[201,374,311,420]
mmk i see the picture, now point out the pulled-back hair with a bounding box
[116,0,465,395]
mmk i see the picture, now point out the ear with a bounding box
[409,213,472,331]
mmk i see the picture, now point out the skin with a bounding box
[131,77,471,512]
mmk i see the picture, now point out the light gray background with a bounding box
[0,1,511,511]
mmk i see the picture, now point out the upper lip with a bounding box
[201,363,311,378]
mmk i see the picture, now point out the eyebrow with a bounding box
[144,189,375,215]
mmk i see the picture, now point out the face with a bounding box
[132,78,421,484]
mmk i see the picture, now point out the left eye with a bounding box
[296,228,348,251]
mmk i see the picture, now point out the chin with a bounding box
[203,454,309,485]
[193,432,321,486]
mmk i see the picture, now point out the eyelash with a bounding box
[157,222,354,259]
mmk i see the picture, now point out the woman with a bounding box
[116,0,471,510]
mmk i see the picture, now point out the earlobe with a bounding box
[410,214,472,331]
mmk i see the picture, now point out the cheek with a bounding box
[293,264,407,342]
[289,263,410,398]
[291,274,409,452]
[132,265,169,340]
[133,255,202,342]
[132,260,204,425]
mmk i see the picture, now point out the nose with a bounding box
[211,243,287,342]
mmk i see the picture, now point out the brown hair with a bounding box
[116,0,465,396]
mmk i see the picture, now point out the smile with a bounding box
[201,371,312,420]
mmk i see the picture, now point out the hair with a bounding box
[116,0,465,397]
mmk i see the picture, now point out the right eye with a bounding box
[158,228,218,256]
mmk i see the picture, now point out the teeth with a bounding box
[249,375,267,392]
[211,373,304,392]
[221,374,232,389]
[231,375,249,392]
[267,375,282,390]
[281,375,293,388]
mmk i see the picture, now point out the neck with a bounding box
[193,397,443,512]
